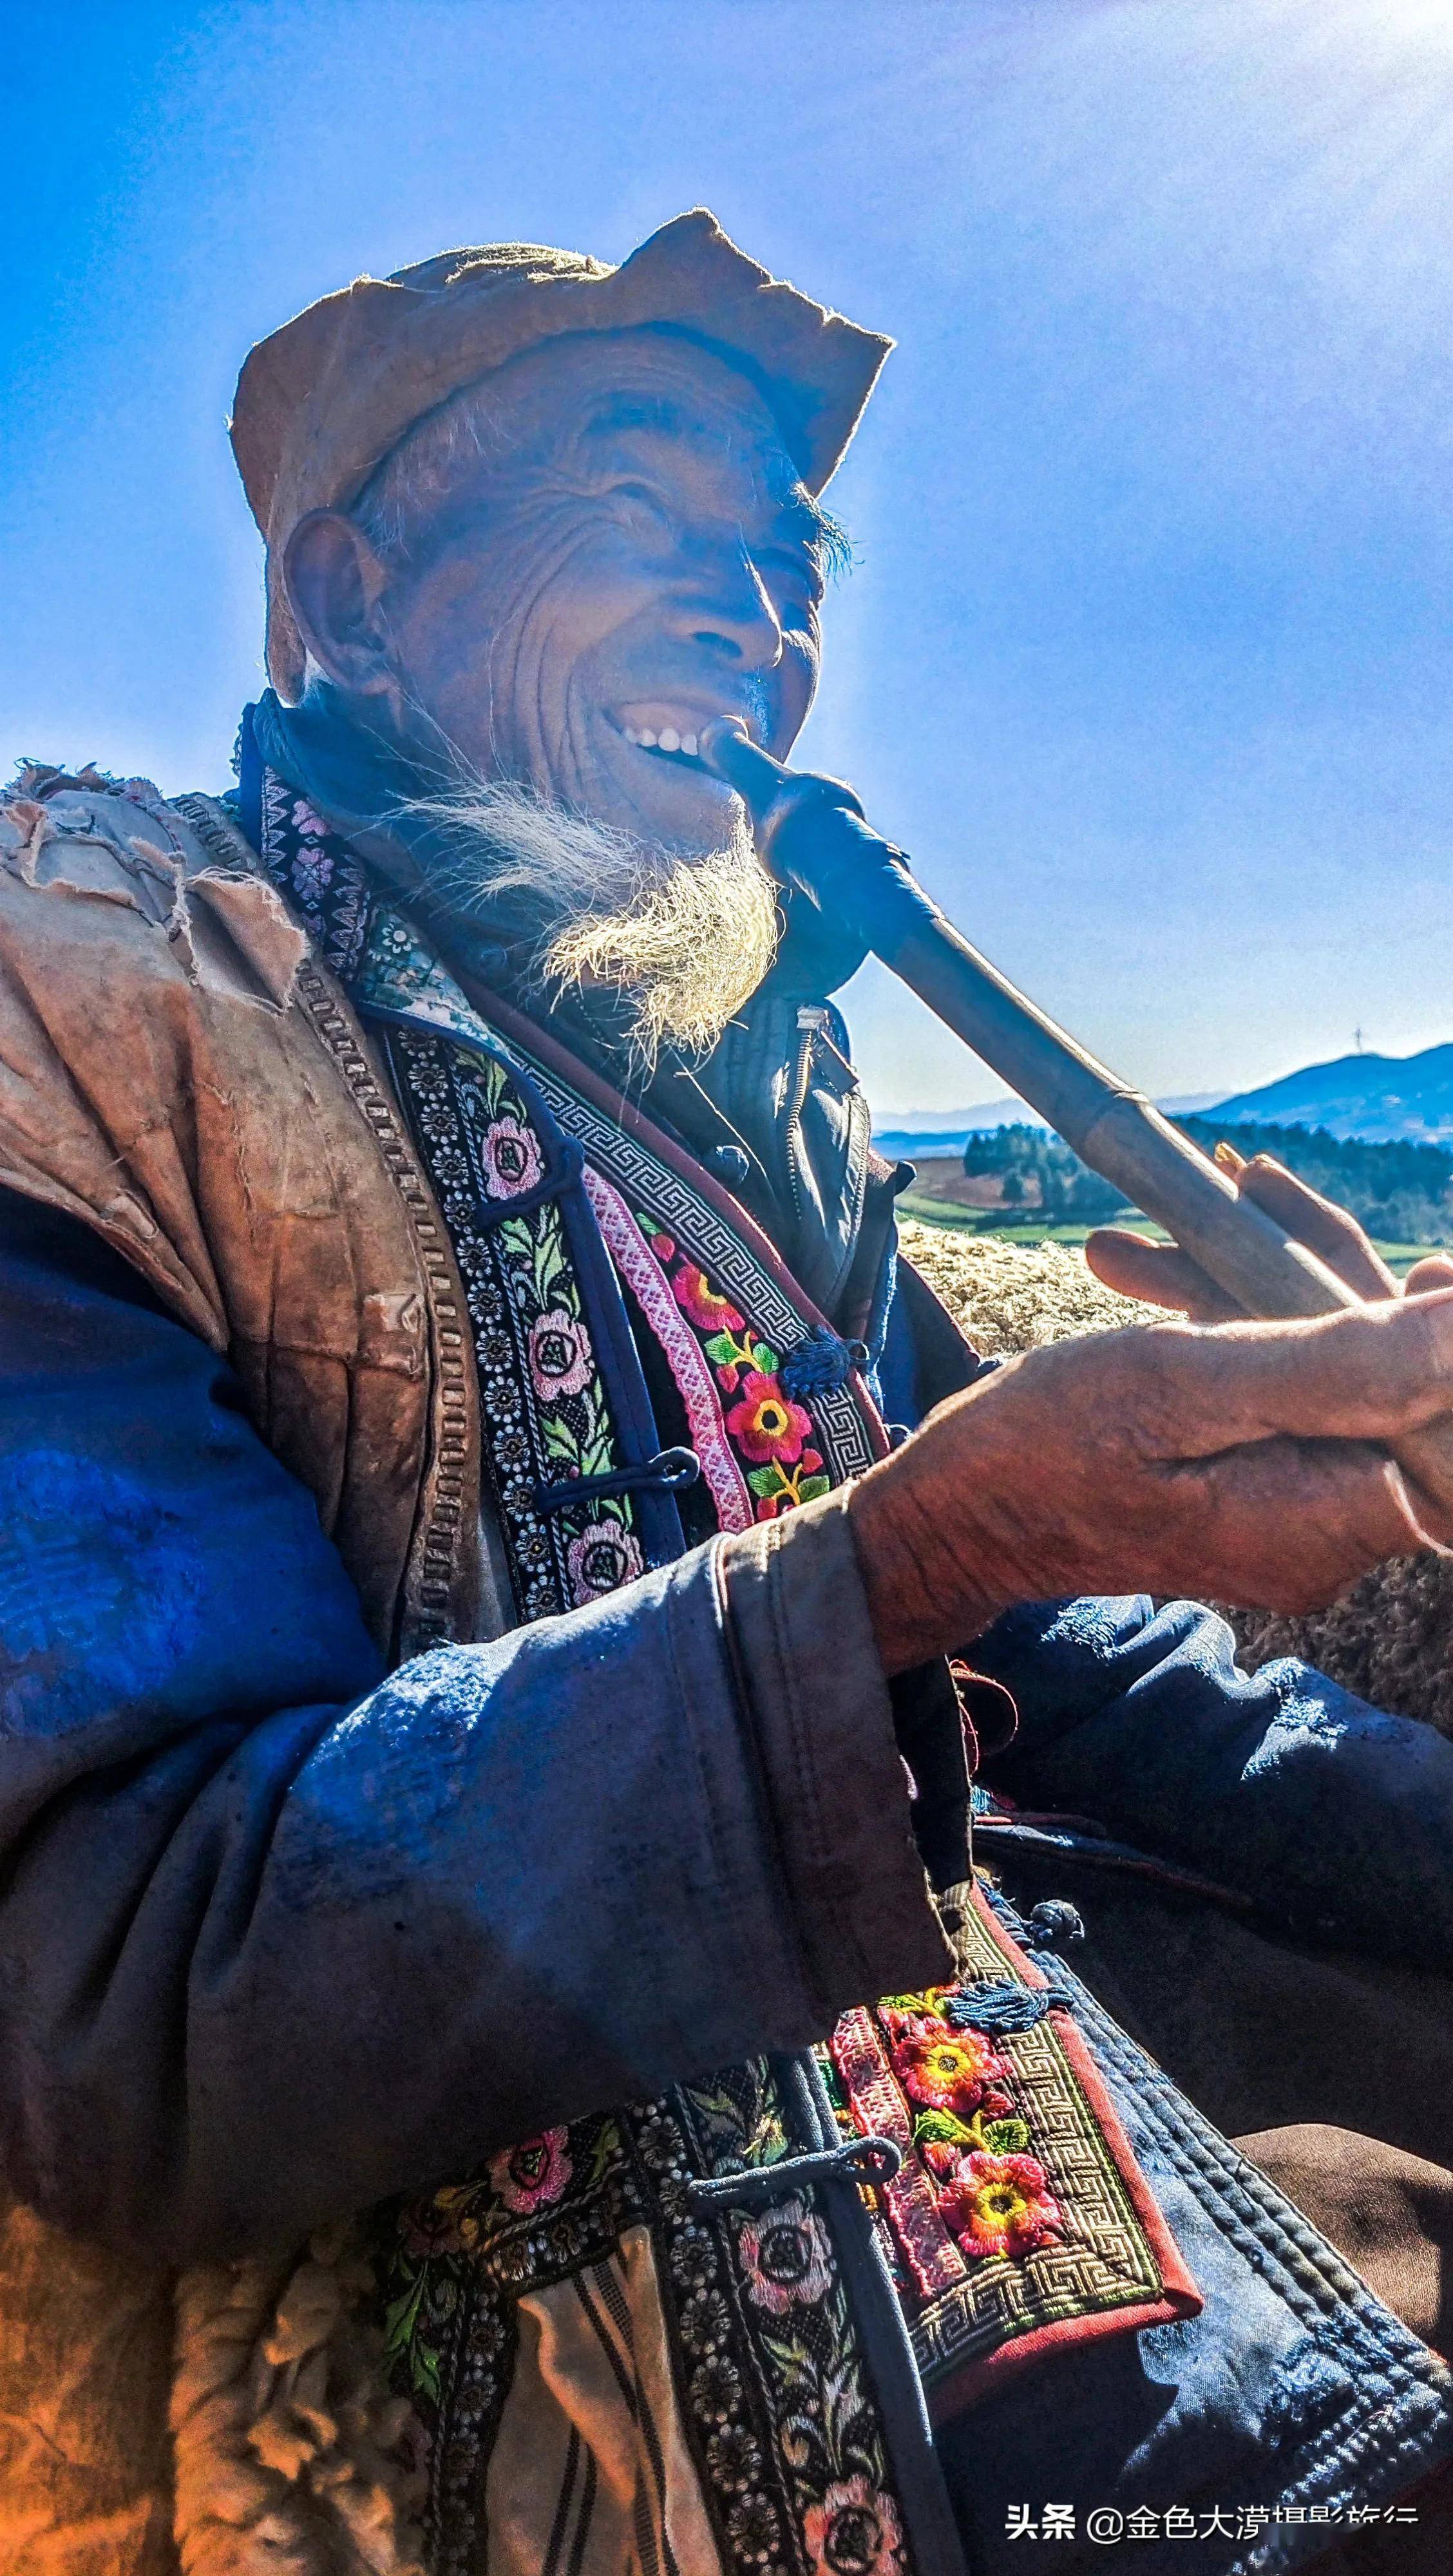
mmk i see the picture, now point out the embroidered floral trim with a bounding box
[636,1214,833,1522]
[881,2009,1013,2125]
[379,2063,913,2576]
[258,768,373,979]
[737,2193,834,2315]
[803,2477,906,2576]
[581,1166,754,1533]
[830,1986,1068,2293]
[822,1890,1182,2397]
[929,2148,1061,2262]
[385,1025,640,1618]
[480,1112,543,1198]
[566,1518,645,1600]
[435,1004,886,1495]
[486,2127,573,2215]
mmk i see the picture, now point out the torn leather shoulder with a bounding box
[0,766,305,1013]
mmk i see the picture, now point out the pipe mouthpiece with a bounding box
[697,718,790,806]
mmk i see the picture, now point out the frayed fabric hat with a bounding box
[231,207,892,699]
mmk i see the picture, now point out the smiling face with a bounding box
[284,326,833,855]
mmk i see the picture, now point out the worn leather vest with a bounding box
[0,768,484,1660]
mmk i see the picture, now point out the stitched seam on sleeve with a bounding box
[764,1514,873,2003]
[687,1540,813,2016]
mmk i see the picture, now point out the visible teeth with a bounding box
[622,720,705,756]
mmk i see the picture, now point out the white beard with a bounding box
[401,775,782,1065]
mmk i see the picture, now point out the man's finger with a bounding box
[1083,1227,1243,1322]
[1406,1255,1453,1298]
[1233,1155,1398,1302]
[1132,1287,1453,1457]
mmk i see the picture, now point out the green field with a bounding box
[897,1193,1439,1280]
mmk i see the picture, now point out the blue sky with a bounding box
[4,0,1452,1113]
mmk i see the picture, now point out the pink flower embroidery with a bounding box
[566,1519,645,1604]
[290,797,328,838]
[486,2127,572,2214]
[289,848,334,904]
[724,1370,812,1465]
[803,2476,904,2576]
[737,2192,833,2314]
[671,1261,745,1336]
[527,1307,593,1401]
[480,1115,544,1199]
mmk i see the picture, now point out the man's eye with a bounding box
[611,482,670,529]
[763,553,823,618]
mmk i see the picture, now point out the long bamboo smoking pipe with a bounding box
[698,718,1453,1514]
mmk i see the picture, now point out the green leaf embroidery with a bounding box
[382,2274,441,2406]
[587,2120,622,2186]
[760,2331,815,2392]
[533,1224,567,1307]
[797,1474,831,1503]
[746,1464,787,1499]
[981,2117,1031,2156]
[579,1428,616,1479]
[913,2108,978,2149]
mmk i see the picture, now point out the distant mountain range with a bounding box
[1207,1044,1453,1144]
[874,1046,1453,1156]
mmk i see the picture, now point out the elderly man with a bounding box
[2,213,1452,2576]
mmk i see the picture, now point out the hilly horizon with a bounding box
[874,1045,1453,1155]
[1209,1041,1453,1144]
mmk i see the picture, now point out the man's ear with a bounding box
[283,510,396,696]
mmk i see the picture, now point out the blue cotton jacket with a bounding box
[5,1168,1453,2271]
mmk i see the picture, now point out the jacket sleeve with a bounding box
[0,1190,944,2262]
[973,1592,1453,1966]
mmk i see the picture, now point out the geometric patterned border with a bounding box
[823,1886,1201,2418]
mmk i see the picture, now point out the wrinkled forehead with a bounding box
[475,324,804,500]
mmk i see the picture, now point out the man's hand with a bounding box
[1085,1150,1453,1320]
[846,1292,1453,1677]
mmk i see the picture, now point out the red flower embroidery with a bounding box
[400,2180,486,2256]
[803,2476,904,2576]
[486,2127,573,2215]
[671,1261,745,1336]
[933,2148,1062,2260]
[888,2015,1011,2119]
[725,1369,812,1465]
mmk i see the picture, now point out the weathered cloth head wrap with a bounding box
[230,207,892,700]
